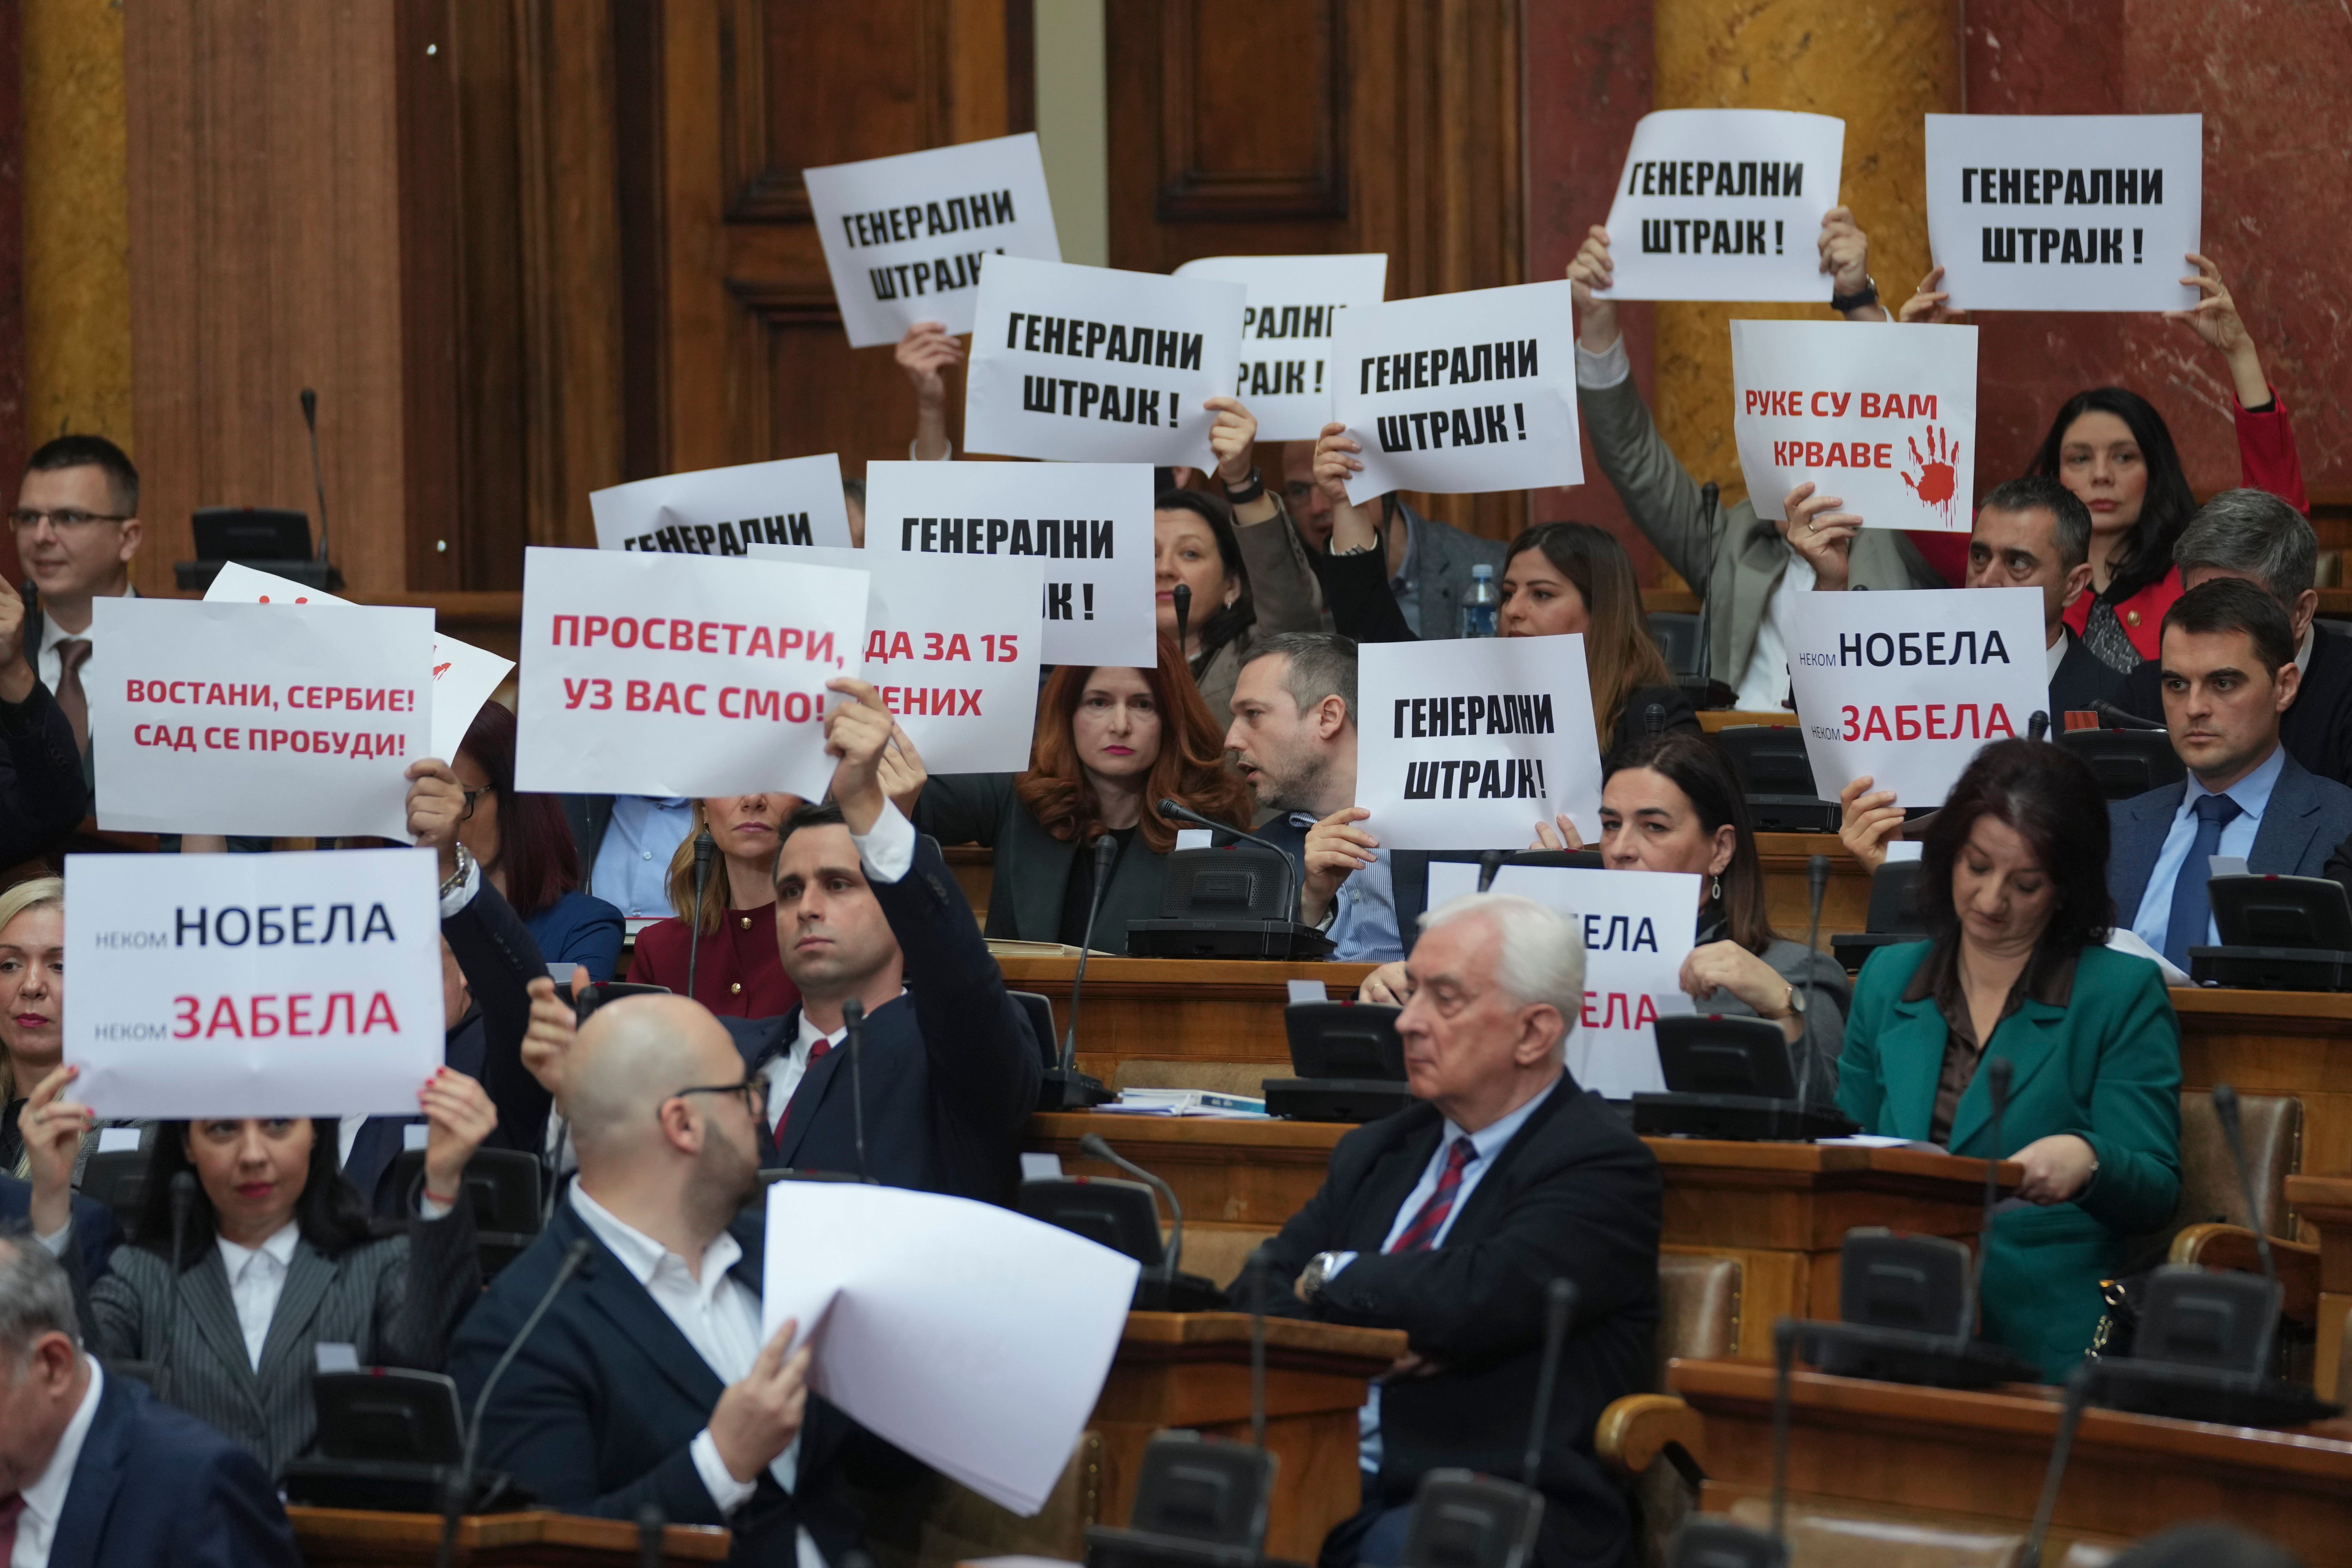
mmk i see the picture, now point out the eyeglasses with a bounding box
[459,787,487,822]
[9,508,131,533]
[671,1078,767,1121]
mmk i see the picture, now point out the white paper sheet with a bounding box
[589,455,854,555]
[1596,110,1846,302]
[1171,254,1389,440]
[760,1181,1138,1516]
[2106,925,2192,988]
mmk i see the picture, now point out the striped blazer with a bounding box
[87,1204,480,1478]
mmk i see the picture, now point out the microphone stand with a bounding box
[636,1502,666,1568]
[1156,796,1322,959]
[1080,1132,1185,1288]
[161,1171,196,1401]
[1172,583,1192,671]
[1522,1279,1576,1488]
[842,997,871,1183]
[1040,834,1118,1110]
[1476,847,1508,893]
[685,828,715,1000]
[1793,855,1828,1110]
[2092,698,2165,732]
[1965,1058,2013,1343]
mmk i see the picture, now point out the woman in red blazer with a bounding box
[627,792,803,1018]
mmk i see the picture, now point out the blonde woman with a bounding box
[0,876,66,1178]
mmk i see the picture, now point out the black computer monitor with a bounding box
[1392,848,1603,953]
[191,506,311,562]
[1283,1001,1405,1081]
[2210,874,2352,950]
[1654,1013,1797,1100]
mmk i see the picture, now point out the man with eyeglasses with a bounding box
[12,434,143,784]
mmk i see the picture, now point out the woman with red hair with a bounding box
[910,635,1252,952]
[452,702,626,981]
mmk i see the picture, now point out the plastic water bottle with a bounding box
[1459,564,1499,637]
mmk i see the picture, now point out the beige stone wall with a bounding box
[23,0,133,452]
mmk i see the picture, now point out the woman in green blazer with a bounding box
[1837,739,2181,1380]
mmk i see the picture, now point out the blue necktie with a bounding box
[2164,792,2243,972]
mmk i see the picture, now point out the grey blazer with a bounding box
[89,1205,481,1478]
[1392,499,1508,643]
[1578,374,1941,683]
[2106,750,2352,927]
[1193,496,1330,722]
[1691,918,1851,1106]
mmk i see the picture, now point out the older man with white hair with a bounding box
[1250,892,1662,1568]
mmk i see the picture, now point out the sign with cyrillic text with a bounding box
[863,459,1154,667]
[1426,861,1698,1097]
[68,848,443,1119]
[1356,633,1604,851]
[1787,587,2048,807]
[804,133,1062,348]
[513,546,869,801]
[1596,110,1845,302]
[1925,115,2201,312]
[1731,319,1979,530]
[1330,280,1583,500]
[89,598,430,837]
[205,562,514,764]
[590,455,853,556]
[963,257,1245,467]
[746,543,1042,774]
[1171,254,1388,441]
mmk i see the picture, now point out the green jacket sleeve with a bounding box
[1835,943,1905,1131]
[2069,956,2183,1235]
[911,772,1016,849]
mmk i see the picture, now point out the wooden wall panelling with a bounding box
[0,0,21,585]
[126,1,411,599]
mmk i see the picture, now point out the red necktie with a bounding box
[0,1493,27,1561]
[1387,1138,1479,1254]
[773,1039,831,1142]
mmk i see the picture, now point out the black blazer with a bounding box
[1250,1078,1662,1568]
[560,794,616,893]
[0,1171,118,1287]
[913,771,1178,953]
[0,673,89,864]
[346,878,555,1211]
[2112,622,2352,787]
[2048,625,2126,722]
[724,833,1041,1204]
[448,1202,913,1565]
[46,1365,302,1568]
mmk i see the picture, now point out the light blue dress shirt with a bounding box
[1287,812,1403,962]
[2129,744,2285,956]
[590,796,695,918]
[1334,1076,1564,1472]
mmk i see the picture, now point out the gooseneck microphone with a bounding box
[1966,1057,2013,1342]
[437,1236,596,1568]
[1522,1278,1577,1487]
[1792,855,1829,1109]
[161,1171,197,1401]
[842,997,870,1184]
[2029,709,2051,741]
[636,1503,666,1568]
[1081,1132,1185,1287]
[1477,847,1508,893]
[301,388,331,566]
[2092,698,2165,732]
[686,828,716,999]
[1244,1247,1273,1453]
[1063,833,1119,1074]
[1171,583,1192,664]
[1157,797,1301,930]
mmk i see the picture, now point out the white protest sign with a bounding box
[1356,634,1605,851]
[203,562,514,764]
[761,1181,1137,1516]
[1787,586,2047,807]
[1331,280,1584,500]
[1925,115,2202,313]
[963,256,1245,467]
[745,543,1041,774]
[1426,861,1698,1097]
[67,848,443,1118]
[1731,319,1979,531]
[512,546,868,801]
[803,133,1061,348]
[863,459,1155,667]
[1171,254,1388,440]
[589,455,853,556]
[89,599,429,837]
[1596,111,1845,303]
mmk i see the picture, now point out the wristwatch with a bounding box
[1782,982,1807,1018]
[1830,274,1880,313]
[1299,1250,1345,1302]
[1221,465,1265,504]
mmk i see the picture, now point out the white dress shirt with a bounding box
[34,586,134,698]
[12,1357,103,1568]
[566,1186,825,1568]
[214,1222,302,1370]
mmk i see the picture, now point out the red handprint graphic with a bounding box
[1902,425,1958,527]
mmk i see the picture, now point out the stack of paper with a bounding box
[1100,1088,1268,1118]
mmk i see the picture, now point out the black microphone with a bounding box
[1964,1057,2013,1344]
[160,1171,196,1401]
[1692,481,1722,686]
[1644,700,1667,738]
[2028,709,2051,741]
[301,388,331,566]
[636,1502,665,1568]
[1172,583,1192,663]
[1081,1133,1184,1287]
[842,997,870,1184]
[1245,1247,1273,1453]
[1792,855,1828,1110]
[685,828,716,999]
[435,1236,595,1568]
[1061,833,1120,1075]
[1157,797,1301,935]
[1521,1278,1576,1488]
[1477,847,1508,893]
[2093,698,2165,732]
[1768,1316,1797,1544]
[2022,1364,2096,1568]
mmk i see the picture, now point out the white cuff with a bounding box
[1574,336,1631,390]
[419,1194,455,1222]
[438,856,483,920]
[1325,1250,1359,1279]
[691,1428,758,1515]
[35,1217,71,1258]
[910,438,955,462]
[850,800,917,885]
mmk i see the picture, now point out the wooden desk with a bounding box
[2288,1173,2352,1395]
[1656,1356,2352,1565]
[288,1507,728,1565]
[997,957,1376,1085]
[1035,1114,2011,1359]
[2176,989,2352,1189]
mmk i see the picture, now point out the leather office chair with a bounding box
[2161,1091,2318,1378]
[1597,1252,1743,1567]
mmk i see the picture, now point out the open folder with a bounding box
[761,1181,1140,1516]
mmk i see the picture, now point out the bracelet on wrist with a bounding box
[1221,466,1265,504]
[423,1187,459,1209]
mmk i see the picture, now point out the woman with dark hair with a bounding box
[1837,738,2182,1378]
[910,634,1254,952]
[1160,395,1329,720]
[452,701,625,981]
[63,1078,492,1476]
[1363,731,1847,1096]
[629,791,804,1017]
[1321,515,1698,752]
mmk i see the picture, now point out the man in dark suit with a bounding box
[1250,891,1662,1568]
[2112,489,2352,787]
[2109,579,2352,973]
[1962,475,2126,723]
[450,991,909,1564]
[0,583,88,866]
[0,1233,299,1568]
[732,680,1038,1200]
[1,1173,121,1296]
